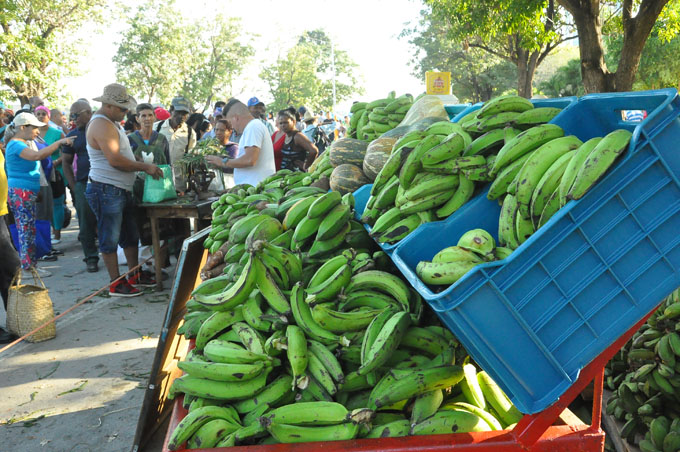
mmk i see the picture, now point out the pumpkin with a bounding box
[329,164,370,195]
[362,137,396,181]
[328,138,369,167]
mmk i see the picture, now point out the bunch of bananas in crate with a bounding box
[492,127,632,250]
[361,95,565,245]
[605,289,680,452]
[416,229,512,287]
[169,182,524,448]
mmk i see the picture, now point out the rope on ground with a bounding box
[0,253,161,355]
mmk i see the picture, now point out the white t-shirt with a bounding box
[234,119,275,186]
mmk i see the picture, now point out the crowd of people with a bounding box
[0,82,350,343]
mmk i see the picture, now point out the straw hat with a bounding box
[93,83,137,110]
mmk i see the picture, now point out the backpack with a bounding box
[312,126,331,155]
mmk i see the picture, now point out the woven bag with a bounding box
[6,269,56,343]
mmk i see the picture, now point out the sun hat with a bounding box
[303,110,318,122]
[13,112,46,128]
[92,83,137,110]
[247,97,264,107]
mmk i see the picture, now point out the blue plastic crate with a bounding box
[445,103,472,119]
[450,102,484,123]
[352,183,402,255]
[353,184,371,221]
[391,88,680,414]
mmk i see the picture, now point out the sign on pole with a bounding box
[426,71,451,95]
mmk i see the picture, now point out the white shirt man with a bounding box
[204,101,275,186]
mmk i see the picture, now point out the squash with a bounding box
[362,137,396,181]
[328,138,369,167]
[329,164,370,195]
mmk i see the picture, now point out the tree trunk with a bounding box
[516,48,538,98]
[558,0,669,93]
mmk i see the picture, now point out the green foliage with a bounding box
[425,0,566,51]
[538,59,584,97]
[401,10,517,102]
[113,0,186,105]
[178,17,254,113]
[420,0,574,97]
[261,29,363,113]
[605,27,680,90]
[0,0,107,105]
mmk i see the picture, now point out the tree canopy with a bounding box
[178,17,254,113]
[114,1,253,108]
[401,11,517,102]
[261,29,363,113]
[0,0,107,105]
[424,0,576,97]
[605,23,680,90]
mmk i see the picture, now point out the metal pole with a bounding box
[331,40,336,117]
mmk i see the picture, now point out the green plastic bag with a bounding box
[142,164,177,203]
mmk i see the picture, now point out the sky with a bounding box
[61,0,428,115]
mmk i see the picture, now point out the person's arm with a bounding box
[18,136,73,161]
[62,152,76,189]
[294,133,318,170]
[205,146,260,169]
[88,119,162,178]
[53,131,66,167]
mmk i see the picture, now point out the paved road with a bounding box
[0,206,171,452]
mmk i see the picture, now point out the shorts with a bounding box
[86,179,139,254]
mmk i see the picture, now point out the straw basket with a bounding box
[6,269,56,343]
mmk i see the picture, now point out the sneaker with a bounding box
[51,239,61,245]
[128,269,157,288]
[110,279,142,297]
[50,249,64,256]
[39,254,57,262]
[86,261,99,273]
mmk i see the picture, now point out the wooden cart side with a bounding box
[132,227,210,452]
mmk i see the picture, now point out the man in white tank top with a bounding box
[85,83,163,297]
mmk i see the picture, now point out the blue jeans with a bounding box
[85,180,138,254]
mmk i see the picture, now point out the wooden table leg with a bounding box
[149,214,163,291]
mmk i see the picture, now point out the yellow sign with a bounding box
[426,72,451,95]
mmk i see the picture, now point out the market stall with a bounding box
[141,89,680,451]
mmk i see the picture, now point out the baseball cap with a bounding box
[171,96,192,113]
[155,107,171,121]
[247,97,264,107]
[13,112,46,127]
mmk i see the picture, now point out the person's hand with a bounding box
[205,155,223,167]
[60,137,74,146]
[145,163,163,180]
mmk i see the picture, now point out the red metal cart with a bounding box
[161,304,657,452]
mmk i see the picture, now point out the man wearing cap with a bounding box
[62,100,99,273]
[154,96,196,191]
[205,100,275,187]
[86,83,163,297]
[247,97,275,135]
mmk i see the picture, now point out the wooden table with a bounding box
[139,197,214,290]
